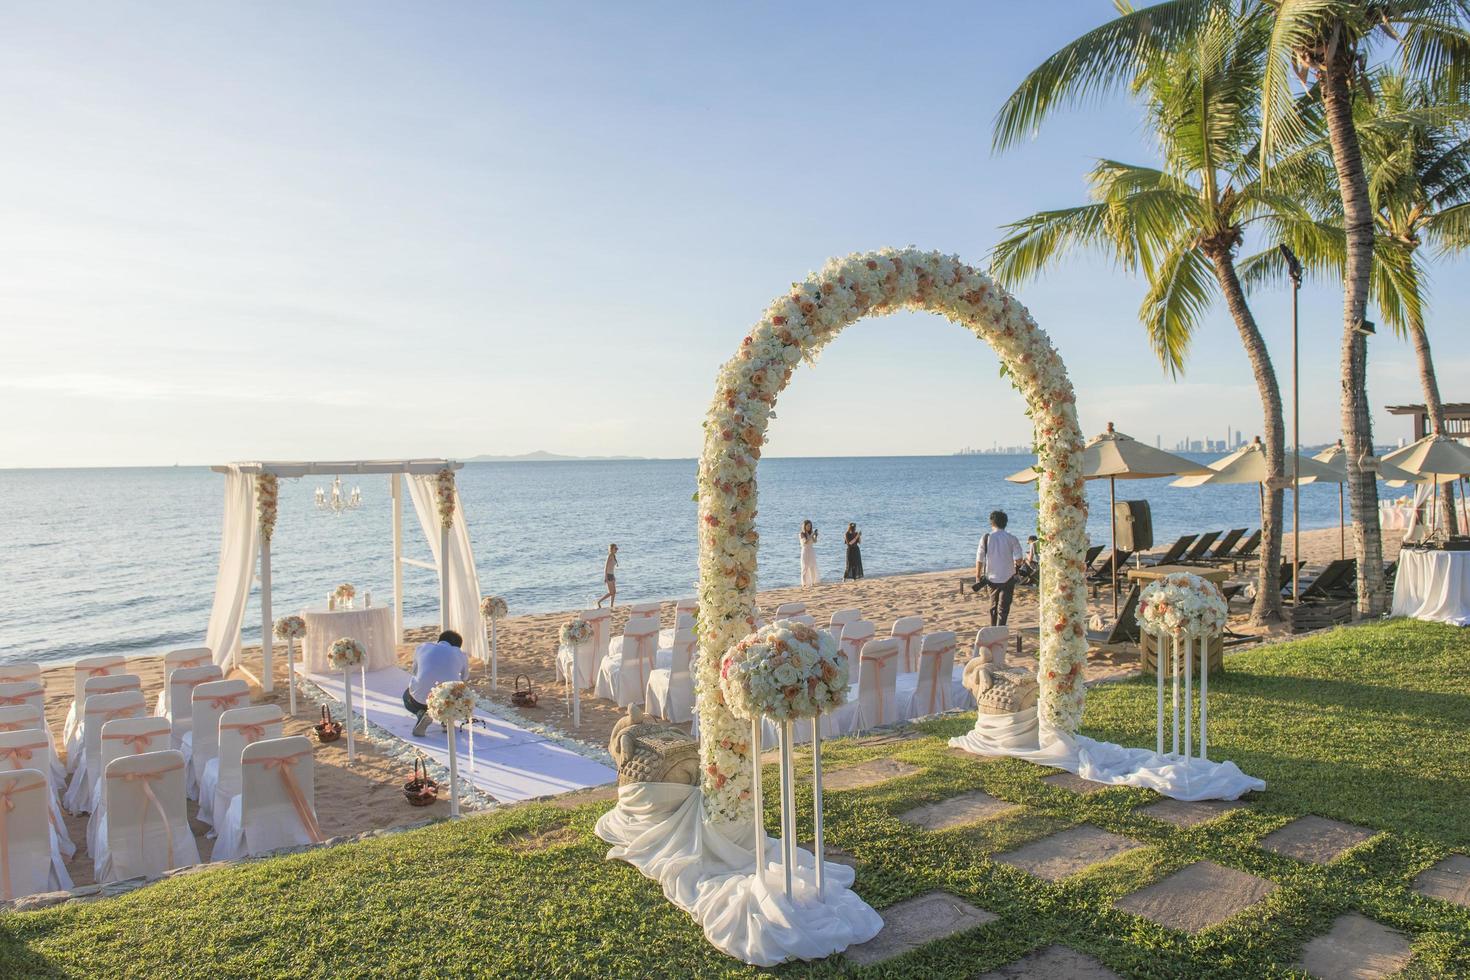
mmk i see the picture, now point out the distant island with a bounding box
[466,450,649,462]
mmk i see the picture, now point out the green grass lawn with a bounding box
[3,619,1468,978]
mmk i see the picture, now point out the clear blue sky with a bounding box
[1,2,1462,467]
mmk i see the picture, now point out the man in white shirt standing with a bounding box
[403,630,471,736]
[975,510,1025,626]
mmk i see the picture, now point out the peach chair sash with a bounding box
[973,628,1009,664]
[244,750,323,843]
[102,730,162,755]
[0,684,42,707]
[891,620,924,672]
[0,742,47,769]
[221,721,270,745]
[201,692,247,713]
[0,774,47,900]
[917,643,957,716]
[109,761,185,870]
[858,648,900,726]
[624,625,659,701]
[838,623,874,665]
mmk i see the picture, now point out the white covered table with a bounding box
[1391,549,1470,625]
[303,605,397,672]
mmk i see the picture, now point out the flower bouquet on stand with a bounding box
[481,595,508,689]
[427,680,476,816]
[1138,573,1228,760]
[327,637,365,762]
[557,617,593,728]
[273,615,306,715]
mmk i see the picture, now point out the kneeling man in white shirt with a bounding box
[404,630,471,736]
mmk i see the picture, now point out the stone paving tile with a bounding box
[946,745,1002,763]
[1139,798,1247,828]
[1040,771,1109,795]
[1115,861,1277,934]
[1261,816,1377,865]
[976,944,1121,979]
[899,791,1018,832]
[1299,912,1412,979]
[1412,854,1470,907]
[843,890,997,967]
[823,758,921,792]
[994,824,1143,881]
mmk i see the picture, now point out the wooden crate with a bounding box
[1290,600,1353,633]
[1140,631,1224,675]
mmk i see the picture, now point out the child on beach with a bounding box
[597,544,618,608]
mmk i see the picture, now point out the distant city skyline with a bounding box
[0,3,1462,468]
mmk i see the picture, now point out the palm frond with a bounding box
[1139,241,1215,375]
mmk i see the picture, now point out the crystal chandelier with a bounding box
[314,475,362,515]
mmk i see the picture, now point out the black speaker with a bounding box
[1113,499,1153,553]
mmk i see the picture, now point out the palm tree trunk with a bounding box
[1205,245,1284,623]
[1320,55,1387,615]
[1408,309,1458,534]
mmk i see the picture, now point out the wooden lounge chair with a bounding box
[1203,528,1247,561]
[1138,534,1197,567]
[1083,544,1105,570]
[1088,549,1133,583]
[1282,559,1353,601]
[1086,586,1141,646]
[1179,531,1222,563]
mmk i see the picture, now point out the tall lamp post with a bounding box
[1279,244,1303,603]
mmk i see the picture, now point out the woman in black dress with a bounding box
[843,523,864,580]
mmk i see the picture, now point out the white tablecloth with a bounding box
[1392,550,1470,625]
[303,605,398,672]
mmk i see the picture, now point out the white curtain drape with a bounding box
[406,475,488,664]
[205,466,259,670]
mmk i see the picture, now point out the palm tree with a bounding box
[1246,70,1470,533]
[1257,0,1470,613]
[991,11,1292,623]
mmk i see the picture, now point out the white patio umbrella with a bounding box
[1309,440,1428,557]
[1381,434,1470,532]
[1007,422,1210,617]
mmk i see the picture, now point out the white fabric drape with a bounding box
[205,467,259,671]
[1391,549,1470,625]
[405,476,488,664]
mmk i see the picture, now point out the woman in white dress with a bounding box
[799,520,820,587]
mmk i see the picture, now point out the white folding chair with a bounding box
[775,601,807,617]
[972,626,1010,663]
[188,679,250,819]
[214,735,324,861]
[608,619,659,708]
[154,646,214,716]
[0,681,65,789]
[625,601,662,617]
[594,614,658,701]
[890,616,925,673]
[829,608,862,632]
[0,730,76,860]
[97,750,199,883]
[165,664,224,756]
[645,615,695,722]
[211,705,285,836]
[854,638,902,731]
[66,689,146,814]
[907,632,958,719]
[87,716,171,857]
[583,607,613,687]
[0,705,46,736]
[0,769,72,900]
[674,597,699,618]
[0,663,41,685]
[63,654,128,766]
[837,620,875,672]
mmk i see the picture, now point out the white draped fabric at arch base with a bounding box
[204,460,487,691]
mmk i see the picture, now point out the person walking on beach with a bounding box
[975,510,1023,626]
[843,523,864,580]
[799,520,820,587]
[597,544,618,608]
[405,630,470,737]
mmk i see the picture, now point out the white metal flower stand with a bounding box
[750,716,829,901]
[1153,630,1211,761]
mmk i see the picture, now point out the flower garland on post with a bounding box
[435,468,456,530]
[427,680,476,816]
[695,248,1088,826]
[255,474,279,544]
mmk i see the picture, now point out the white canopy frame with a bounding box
[205,459,487,692]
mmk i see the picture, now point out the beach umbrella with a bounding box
[1381,434,1470,532]
[1309,441,1427,558]
[1007,422,1210,617]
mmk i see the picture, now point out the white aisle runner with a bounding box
[305,667,614,803]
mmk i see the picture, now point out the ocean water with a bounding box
[0,456,1355,667]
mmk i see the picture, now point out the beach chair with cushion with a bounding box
[1086,586,1141,647]
[0,769,72,900]
[1138,534,1197,567]
[1083,545,1106,570]
[775,601,807,617]
[597,618,660,708]
[0,663,41,685]
[890,617,925,673]
[164,664,224,757]
[838,620,874,670]
[86,716,171,856]
[154,647,214,717]
[214,736,324,861]
[645,615,696,723]
[208,705,285,836]
[852,638,902,733]
[63,654,128,766]
[1179,531,1222,563]
[0,729,75,860]
[65,688,146,815]
[0,681,66,789]
[904,632,963,719]
[97,750,199,883]
[828,608,862,632]
[186,679,250,811]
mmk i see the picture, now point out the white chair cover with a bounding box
[62,656,129,770]
[209,706,284,837]
[0,706,46,736]
[852,638,901,732]
[775,601,806,616]
[0,731,75,860]
[164,665,224,757]
[828,608,862,631]
[674,597,698,618]
[906,632,958,719]
[0,769,72,900]
[599,619,660,708]
[625,601,662,616]
[594,615,659,703]
[187,679,250,819]
[153,647,214,716]
[0,682,66,789]
[891,616,925,673]
[87,717,171,857]
[65,689,146,815]
[0,663,41,684]
[645,615,696,722]
[972,626,1010,663]
[214,736,324,861]
[96,750,199,883]
[837,620,875,670]
[786,614,816,627]
[583,607,613,687]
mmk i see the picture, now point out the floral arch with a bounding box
[695,247,1089,824]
